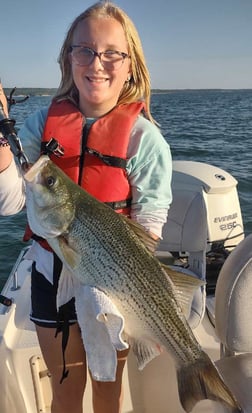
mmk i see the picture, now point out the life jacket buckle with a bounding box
[44,138,64,157]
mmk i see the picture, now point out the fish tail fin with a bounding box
[177,355,242,412]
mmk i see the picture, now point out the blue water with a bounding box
[0,90,251,288]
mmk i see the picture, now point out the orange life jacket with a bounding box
[24,99,145,249]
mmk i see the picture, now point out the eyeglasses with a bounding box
[69,46,130,70]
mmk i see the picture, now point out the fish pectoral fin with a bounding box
[55,236,80,270]
[127,336,162,370]
[162,265,205,319]
[49,236,80,270]
[121,216,158,253]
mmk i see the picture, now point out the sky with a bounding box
[1,0,252,89]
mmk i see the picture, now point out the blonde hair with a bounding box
[55,1,155,122]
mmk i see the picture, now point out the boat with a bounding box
[1,156,252,412]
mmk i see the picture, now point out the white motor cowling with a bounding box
[157,161,244,326]
[157,161,244,325]
[158,160,244,275]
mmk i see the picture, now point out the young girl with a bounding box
[0,2,172,412]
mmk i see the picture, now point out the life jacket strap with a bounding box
[105,198,132,210]
[86,147,127,169]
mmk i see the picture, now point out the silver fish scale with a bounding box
[66,200,203,365]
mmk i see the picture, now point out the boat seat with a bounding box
[214,233,252,412]
[158,188,208,328]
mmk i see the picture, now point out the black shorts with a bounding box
[30,253,78,328]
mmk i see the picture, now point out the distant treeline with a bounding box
[5,87,205,97]
[4,87,246,97]
[4,88,58,97]
[4,87,173,96]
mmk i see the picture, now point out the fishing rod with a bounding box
[0,86,63,169]
[0,87,28,307]
[7,86,29,112]
[0,97,30,173]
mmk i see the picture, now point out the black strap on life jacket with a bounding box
[86,147,127,169]
[105,198,132,210]
[78,125,89,186]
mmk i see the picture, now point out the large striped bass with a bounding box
[24,155,241,413]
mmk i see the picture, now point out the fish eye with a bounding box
[46,175,56,188]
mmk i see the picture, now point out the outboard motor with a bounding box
[157,161,244,295]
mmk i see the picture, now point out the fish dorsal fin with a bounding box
[162,265,205,319]
[121,215,158,253]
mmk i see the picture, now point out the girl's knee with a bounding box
[92,380,123,413]
[51,377,85,413]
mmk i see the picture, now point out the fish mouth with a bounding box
[24,155,50,183]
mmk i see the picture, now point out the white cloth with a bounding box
[56,267,128,382]
[75,284,128,381]
[25,246,128,381]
